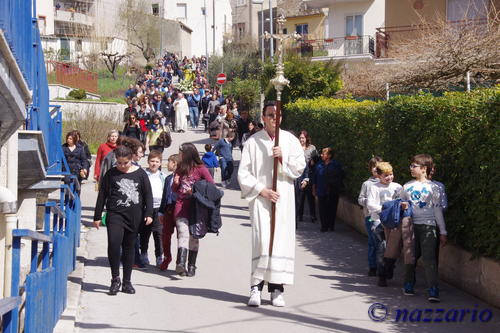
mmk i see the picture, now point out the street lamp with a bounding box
[252,0,264,62]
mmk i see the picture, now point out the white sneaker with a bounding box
[247,287,261,307]
[271,290,285,307]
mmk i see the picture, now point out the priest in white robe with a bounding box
[173,92,188,132]
[237,102,305,307]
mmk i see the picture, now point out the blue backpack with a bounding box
[380,199,412,229]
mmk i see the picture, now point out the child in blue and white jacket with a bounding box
[400,154,447,303]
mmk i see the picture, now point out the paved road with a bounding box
[76,127,499,333]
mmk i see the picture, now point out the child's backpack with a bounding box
[380,199,413,229]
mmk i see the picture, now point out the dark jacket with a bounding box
[62,143,90,177]
[189,180,224,239]
[159,174,176,214]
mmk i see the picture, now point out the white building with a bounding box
[303,0,384,60]
[150,0,232,57]
[36,0,129,65]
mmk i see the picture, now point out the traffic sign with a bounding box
[217,73,226,85]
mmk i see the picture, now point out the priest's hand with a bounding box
[272,146,282,159]
[260,188,280,203]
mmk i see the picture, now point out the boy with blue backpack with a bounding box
[366,162,402,287]
[400,154,447,302]
[202,143,219,179]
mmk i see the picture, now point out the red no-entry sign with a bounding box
[217,73,226,85]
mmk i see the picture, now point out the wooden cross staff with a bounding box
[264,14,301,256]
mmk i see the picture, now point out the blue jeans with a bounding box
[189,107,199,128]
[364,216,377,269]
[220,158,234,182]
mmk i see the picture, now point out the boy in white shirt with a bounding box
[141,150,167,267]
[358,156,383,277]
[400,154,447,303]
[366,162,402,287]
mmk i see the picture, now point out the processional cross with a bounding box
[264,14,301,256]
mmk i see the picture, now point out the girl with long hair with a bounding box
[172,142,214,277]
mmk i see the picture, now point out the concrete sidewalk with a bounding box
[74,127,499,333]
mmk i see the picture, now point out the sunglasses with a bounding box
[410,164,421,169]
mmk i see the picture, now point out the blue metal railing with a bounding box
[0,0,35,88]
[1,0,67,175]
[3,181,81,333]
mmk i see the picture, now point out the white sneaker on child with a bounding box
[247,287,261,307]
[271,290,285,307]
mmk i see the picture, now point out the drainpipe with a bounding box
[0,187,17,298]
[1,134,19,297]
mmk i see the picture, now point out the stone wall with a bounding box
[337,196,500,308]
[53,100,125,123]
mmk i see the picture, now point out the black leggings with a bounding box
[140,209,163,257]
[106,215,137,282]
[318,193,339,231]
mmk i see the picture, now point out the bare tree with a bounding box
[340,3,500,97]
[120,0,161,63]
[101,52,129,80]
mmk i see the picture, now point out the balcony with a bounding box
[297,35,375,60]
[54,9,94,26]
[304,0,369,9]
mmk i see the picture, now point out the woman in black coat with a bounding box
[62,131,90,195]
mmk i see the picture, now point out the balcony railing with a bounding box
[297,35,375,58]
[54,9,94,26]
[376,19,489,58]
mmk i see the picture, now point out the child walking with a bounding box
[141,150,167,267]
[173,143,214,277]
[93,146,153,295]
[158,154,179,271]
[202,143,219,179]
[213,132,235,187]
[400,154,447,302]
[366,162,402,287]
[358,156,383,276]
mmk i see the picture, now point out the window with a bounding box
[38,15,47,35]
[346,14,363,36]
[152,4,159,16]
[176,3,187,19]
[236,0,246,6]
[447,0,488,21]
[76,39,82,52]
[238,23,245,39]
[295,24,308,36]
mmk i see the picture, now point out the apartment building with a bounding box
[36,0,128,65]
[301,0,499,61]
[149,0,232,57]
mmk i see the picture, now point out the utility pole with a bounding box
[269,0,273,58]
[203,1,208,70]
[212,0,216,55]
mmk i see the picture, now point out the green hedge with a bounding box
[284,88,500,260]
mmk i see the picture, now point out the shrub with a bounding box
[223,78,260,112]
[144,64,154,72]
[68,89,87,100]
[261,56,342,106]
[284,88,500,259]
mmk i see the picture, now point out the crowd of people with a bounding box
[57,52,451,308]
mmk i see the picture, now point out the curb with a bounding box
[53,228,89,333]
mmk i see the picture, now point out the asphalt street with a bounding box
[75,126,499,333]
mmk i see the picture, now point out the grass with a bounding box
[97,67,136,101]
[48,65,136,101]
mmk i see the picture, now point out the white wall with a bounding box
[163,0,232,56]
[36,0,55,35]
[327,0,385,38]
[231,0,277,41]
